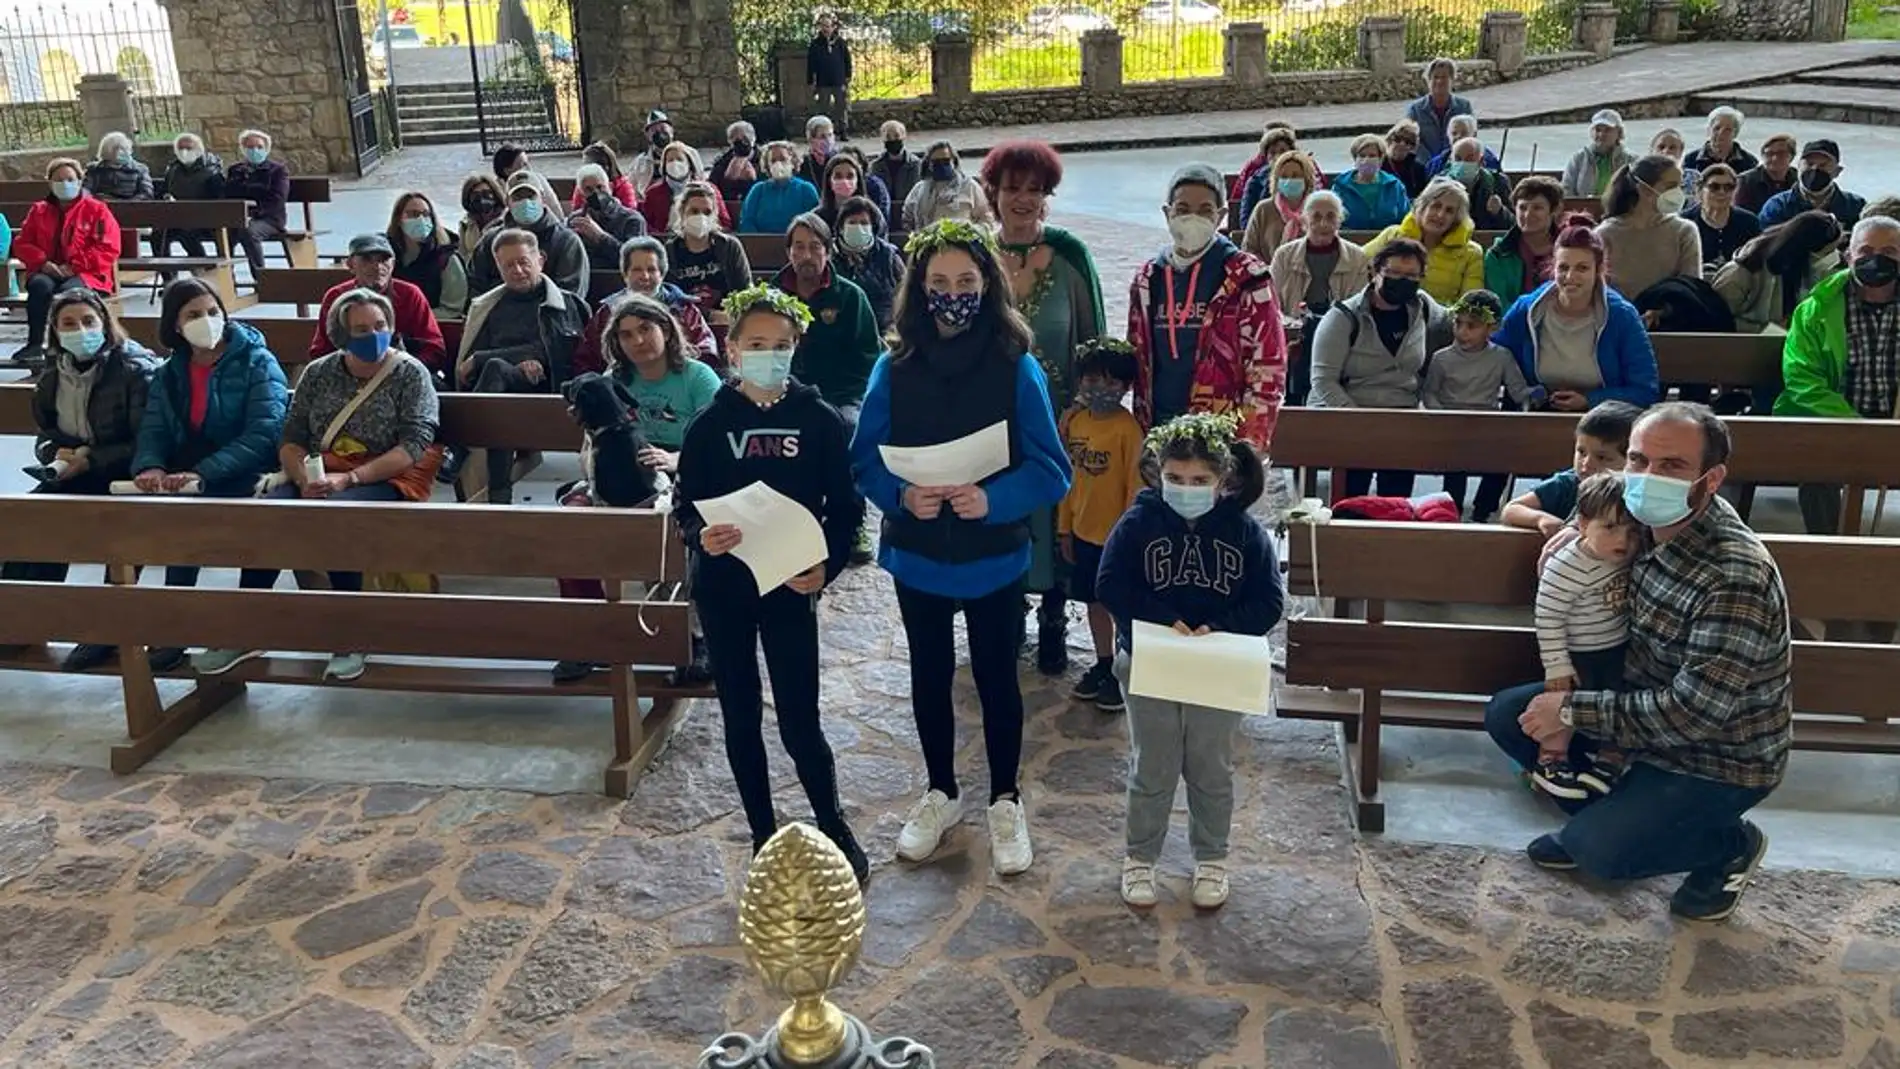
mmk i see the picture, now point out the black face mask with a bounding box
[651,132,673,151]
[1854,253,1900,288]
[471,196,500,215]
[1800,167,1834,194]
[884,139,905,157]
[586,191,612,212]
[1379,276,1420,305]
[732,141,753,157]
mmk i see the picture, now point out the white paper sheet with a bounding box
[694,481,827,593]
[1127,620,1273,716]
[878,420,1011,488]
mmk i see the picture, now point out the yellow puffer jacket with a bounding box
[1361,214,1485,305]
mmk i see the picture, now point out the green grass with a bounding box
[1848,5,1900,37]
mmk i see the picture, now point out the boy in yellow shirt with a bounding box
[1060,339,1145,712]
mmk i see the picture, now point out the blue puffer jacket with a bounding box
[134,319,290,486]
[1493,281,1660,408]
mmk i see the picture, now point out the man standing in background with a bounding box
[809,11,854,139]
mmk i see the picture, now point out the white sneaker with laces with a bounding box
[988,797,1033,875]
[1191,861,1230,909]
[1120,857,1157,908]
[896,789,963,862]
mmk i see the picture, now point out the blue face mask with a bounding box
[739,348,795,392]
[401,216,435,241]
[1077,384,1123,415]
[1622,471,1697,528]
[929,160,955,182]
[243,146,268,165]
[924,288,982,329]
[1276,177,1305,199]
[58,327,106,358]
[1450,161,1478,181]
[115,151,132,165]
[1162,481,1217,521]
[510,199,544,225]
[346,330,392,362]
[50,179,79,201]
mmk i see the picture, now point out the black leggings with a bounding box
[699,585,845,846]
[895,577,1025,804]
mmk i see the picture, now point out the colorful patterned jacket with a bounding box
[1127,248,1288,452]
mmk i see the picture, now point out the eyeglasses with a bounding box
[1389,138,1417,147]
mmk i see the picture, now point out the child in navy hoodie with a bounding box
[1096,412,1282,912]
[673,284,869,881]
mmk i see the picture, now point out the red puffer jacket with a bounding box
[15,193,120,292]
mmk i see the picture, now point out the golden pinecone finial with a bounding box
[738,823,867,1065]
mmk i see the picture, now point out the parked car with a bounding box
[368,24,424,60]
[1137,0,1223,24]
[1028,4,1113,35]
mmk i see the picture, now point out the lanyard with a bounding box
[1162,260,1203,363]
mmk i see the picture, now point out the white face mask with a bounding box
[769,161,794,180]
[664,159,690,181]
[181,313,225,350]
[176,148,203,166]
[1167,214,1218,254]
[681,214,715,239]
[1654,187,1687,215]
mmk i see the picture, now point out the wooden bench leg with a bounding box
[1348,688,1386,834]
[602,668,689,797]
[285,238,319,269]
[112,675,247,775]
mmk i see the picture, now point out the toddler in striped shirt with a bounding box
[1532,471,1634,800]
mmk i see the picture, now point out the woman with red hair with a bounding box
[978,138,1107,676]
[1493,216,1660,411]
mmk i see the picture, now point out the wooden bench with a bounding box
[105,199,250,308]
[1279,521,1900,831]
[1271,408,1900,535]
[274,265,623,312]
[118,314,317,377]
[0,494,699,796]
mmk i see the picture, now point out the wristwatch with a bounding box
[1558,699,1575,727]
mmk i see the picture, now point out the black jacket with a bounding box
[674,378,865,594]
[32,341,159,478]
[808,33,852,88]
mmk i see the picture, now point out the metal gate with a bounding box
[332,0,385,174]
[464,0,589,153]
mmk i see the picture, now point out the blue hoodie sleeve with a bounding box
[1590,300,1661,406]
[195,349,290,485]
[1095,504,1181,629]
[132,362,180,474]
[1206,515,1284,636]
[1493,291,1538,388]
[982,356,1073,525]
[849,354,905,515]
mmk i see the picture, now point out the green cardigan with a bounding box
[1776,268,1865,419]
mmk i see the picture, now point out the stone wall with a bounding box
[845,53,1595,137]
[1718,0,1833,39]
[575,0,743,150]
[157,0,355,175]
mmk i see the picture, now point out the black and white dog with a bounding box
[562,372,663,507]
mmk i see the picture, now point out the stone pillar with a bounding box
[1479,11,1527,76]
[1080,29,1123,93]
[77,73,135,150]
[775,41,812,127]
[1576,2,1617,58]
[931,33,974,101]
[1223,23,1267,86]
[159,0,355,175]
[575,0,745,148]
[1646,0,1682,41]
[1357,16,1408,79]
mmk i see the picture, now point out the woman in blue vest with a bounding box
[851,219,1072,878]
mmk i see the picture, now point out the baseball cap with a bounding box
[1800,138,1841,164]
[1589,109,1623,129]
[506,171,544,197]
[348,232,393,258]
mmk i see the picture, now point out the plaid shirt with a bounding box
[1846,286,1900,419]
[1568,496,1792,789]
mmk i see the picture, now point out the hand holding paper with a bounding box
[1128,619,1272,716]
[693,481,827,594]
[879,420,1010,489]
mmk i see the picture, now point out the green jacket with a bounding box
[778,266,883,408]
[1483,228,1532,308]
[1775,268,1863,419]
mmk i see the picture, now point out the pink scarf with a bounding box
[1274,193,1306,242]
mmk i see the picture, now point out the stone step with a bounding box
[397,101,545,121]
[1689,82,1900,127]
[1797,64,1900,90]
[399,115,554,136]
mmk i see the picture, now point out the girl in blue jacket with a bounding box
[1492,223,1661,411]
[851,220,1071,879]
[1096,412,1282,912]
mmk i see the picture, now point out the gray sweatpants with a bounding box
[1115,652,1242,863]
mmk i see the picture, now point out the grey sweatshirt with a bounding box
[1424,341,1533,410]
[1310,286,1450,409]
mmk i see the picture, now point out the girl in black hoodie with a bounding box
[673,284,869,879]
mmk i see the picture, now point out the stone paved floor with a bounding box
[1,561,1898,1068]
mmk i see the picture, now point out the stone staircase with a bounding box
[1691,60,1900,126]
[394,84,557,146]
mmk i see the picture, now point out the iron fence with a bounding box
[734,0,1590,103]
[0,0,184,151]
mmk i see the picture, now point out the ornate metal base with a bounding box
[700,1015,934,1069]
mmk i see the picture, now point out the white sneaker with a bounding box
[988,797,1033,876]
[895,789,963,862]
[1120,857,1157,908]
[1191,862,1230,909]
[324,652,367,681]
